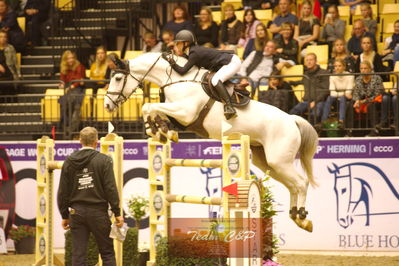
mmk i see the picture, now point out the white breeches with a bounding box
[211,54,242,86]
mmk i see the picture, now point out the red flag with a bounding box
[52,126,56,140]
[222,182,238,197]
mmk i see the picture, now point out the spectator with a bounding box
[294,1,320,55]
[162,5,193,36]
[349,61,384,136]
[0,29,17,95]
[238,8,261,58]
[319,0,339,15]
[59,50,86,139]
[0,0,25,52]
[298,0,322,20]
[0,30,19,80]
[289,53,329,123]
[57,126,124,266]
[142,32,162,53]
[380,89,398,130]
[382,20,399,68]
[340,0,366,16]
[239,40,293,93]
[193,7,219,48]
[244,23,269,57]
[354,36,386,75]
[321,59,354,128]
[274,22,298,64]
[327,38,356,73]
[359,3,377,35]
[89,46,107,95]
[269,0,298,35]
[219,4,243,52]
[258,70,297,112]
[272,0,297,16]
[321,5,345,49]
[347,19,376,57]
[161,29,174,52]
[24,0,50,46]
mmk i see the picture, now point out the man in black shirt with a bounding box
[57,127,124,266]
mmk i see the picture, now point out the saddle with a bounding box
[201,72,251,107]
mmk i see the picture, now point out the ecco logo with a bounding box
[373,146,394,152]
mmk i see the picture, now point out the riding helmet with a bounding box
[174,30,196,45]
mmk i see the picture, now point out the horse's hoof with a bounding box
[294,218,313,232]
[289,206,298,220]
[156,132,167,144]
[168,130,179,143]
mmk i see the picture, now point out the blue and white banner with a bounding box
[0,138,398,251]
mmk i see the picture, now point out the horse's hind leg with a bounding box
[258,142,313,232]
[251,146,299,221]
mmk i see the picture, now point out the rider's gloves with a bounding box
[162,52,176,65]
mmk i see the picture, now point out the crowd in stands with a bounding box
[138,0,397,136]
[0,0,398,138]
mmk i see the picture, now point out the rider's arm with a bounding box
[170,52,198,75]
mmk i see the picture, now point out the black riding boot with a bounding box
[214,81,237,120]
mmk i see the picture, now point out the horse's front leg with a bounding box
[142,102,193,142]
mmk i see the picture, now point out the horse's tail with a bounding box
[294,115,318,187]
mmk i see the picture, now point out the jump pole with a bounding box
[147,133,259,266]
[35,133,124,266]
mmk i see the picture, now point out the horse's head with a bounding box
[329,163,354,228]
[104,56,141,112]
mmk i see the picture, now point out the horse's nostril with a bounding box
[106,104,110,110]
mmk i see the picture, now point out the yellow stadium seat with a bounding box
[212,11,222,24]
[95,88,121,121]
[17,17,25,33]
[254,9,273,24]
[16,53,21,67]
[122,91,143,121]
[381,3,399,14]
[320,64,328,70]
[81,89,93,120]
[292,84,304,102]
[124,50,143,60]
[338,6,350,25]
[380,4,399,23]
[56,0,74,10]
[221,0,243,12]
[377,42,386,54]
[236,46,244,59]
[107,50,121,58]
[345,25,353,41]
[379,0,397,13]
[41,89,64,122]
[306,45,329,64]
[235,10,245,21]
[281,64,304,82]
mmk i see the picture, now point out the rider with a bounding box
[163,30,241,120]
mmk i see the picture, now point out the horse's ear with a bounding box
[327,163,339,174]
[110,54,127,70]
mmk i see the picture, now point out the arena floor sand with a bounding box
[0,254,398,265]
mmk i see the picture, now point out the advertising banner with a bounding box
[0,138,398,251]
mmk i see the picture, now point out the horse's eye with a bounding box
[115,76,122,81]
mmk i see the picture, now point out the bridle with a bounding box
[106,55,162,107]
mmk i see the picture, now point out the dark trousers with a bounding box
[59,88,84,137]
[70,205,116,266]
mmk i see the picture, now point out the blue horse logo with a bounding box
[328,162,399,229]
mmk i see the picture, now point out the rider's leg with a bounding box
[211,55,241,120]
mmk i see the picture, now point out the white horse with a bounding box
[104,52,318,232]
